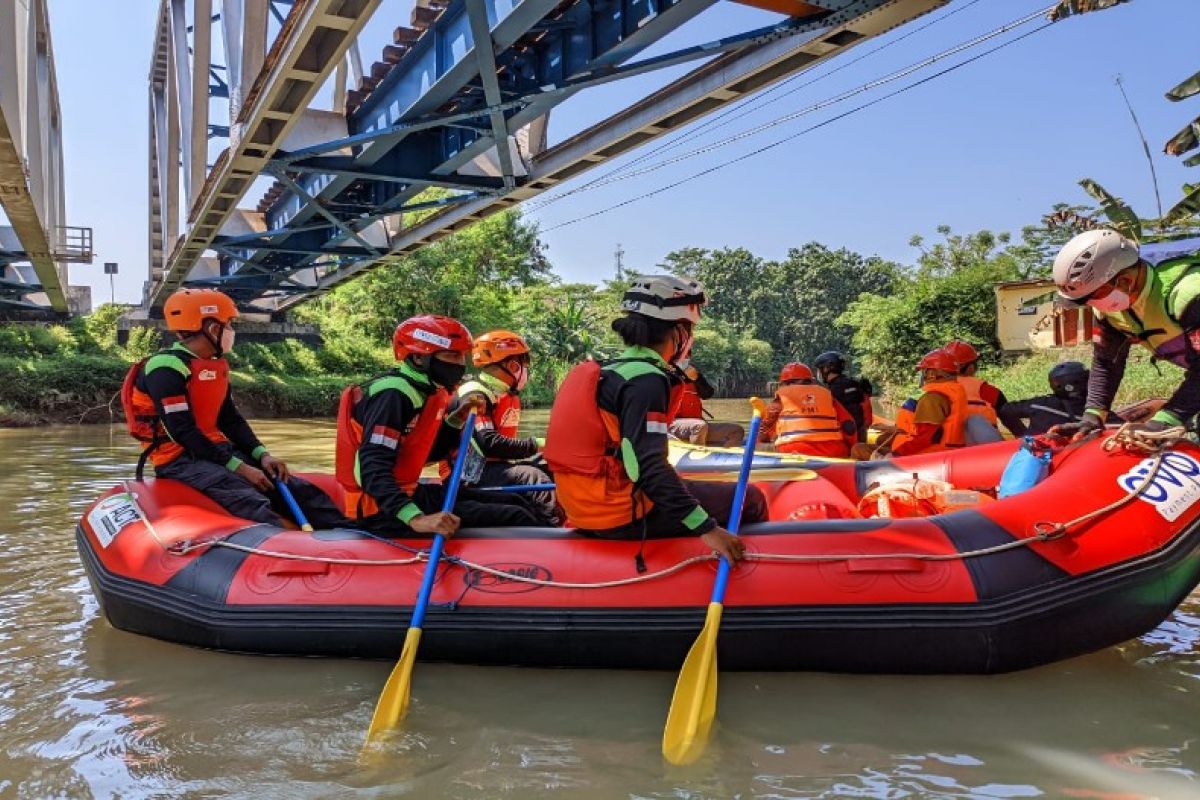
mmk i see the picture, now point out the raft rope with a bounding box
[116,430,1192,590]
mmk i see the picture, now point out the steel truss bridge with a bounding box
[0,0,93,316]
[143,0,956,318]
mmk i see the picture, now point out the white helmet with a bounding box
[1053,229,1140,301]
[620,274,707,324]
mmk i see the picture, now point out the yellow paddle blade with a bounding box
[683,466,818,483]
[662,602,723,765]
[365,626,422,742]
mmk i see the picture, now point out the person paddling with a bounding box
[544,275,765,565]
[122,288,345,528]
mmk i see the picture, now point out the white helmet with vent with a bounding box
[620,275,707,324]
[1053,229,1140,301]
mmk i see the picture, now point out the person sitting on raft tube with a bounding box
[543,275,765,565]
[668,361,745,447]
[761,362,856,458]
[122,288,346,528]
[873,349,968,459]
[814,351,874,443]
[334,315,551,537]
[942,339,1011,438]
[999,361,1099,437]
[1050,228,1200,438]
[445,329,558,524]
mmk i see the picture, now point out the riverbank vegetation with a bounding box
[1,199,1193,425]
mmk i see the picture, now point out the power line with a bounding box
[524,0,989,214]
[539,21,1054,234]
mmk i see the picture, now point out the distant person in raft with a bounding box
[444,329,558,524]
[122,288,346,528]
[334,315,551,537]
[813,350,874,442]
[999,361,1101,437]
[760,362,856,458]
[943,339,1009,441]
[668,361,745,446]
[543,275,765,565]
[1050,228,1200,438]
[870,349,969,459]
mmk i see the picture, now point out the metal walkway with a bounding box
[0,0,92,316]
[146,0,949,315]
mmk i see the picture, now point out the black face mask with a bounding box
[429,358,466,389]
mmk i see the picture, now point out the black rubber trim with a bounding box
[165,524,280,601]
[931,510,1069,599]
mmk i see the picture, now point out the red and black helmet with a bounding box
[392,315,473,361]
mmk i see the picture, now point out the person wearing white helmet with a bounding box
[543,275,765,567]
[1050,228,1200,437]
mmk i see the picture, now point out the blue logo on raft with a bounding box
[463,562,552,594]
[1118,451,1200,521]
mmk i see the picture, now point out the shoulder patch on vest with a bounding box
[606,360,667,382]
[369,375,425,408]
[144,352,190,378]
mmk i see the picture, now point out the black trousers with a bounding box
[355,483,553,536]
[156,453,348,529]
[474,460,560,524]
[581,480,769,539]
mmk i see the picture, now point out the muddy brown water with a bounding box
[2,417,1199,798]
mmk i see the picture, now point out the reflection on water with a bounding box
[0,421,1198,798]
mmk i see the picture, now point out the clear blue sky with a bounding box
[46,0,1200,305]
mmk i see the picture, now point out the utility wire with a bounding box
[539,21,1054,233]
[525,0,988,213]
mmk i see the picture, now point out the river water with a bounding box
[3,419,1200,799]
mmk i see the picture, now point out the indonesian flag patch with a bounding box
[162,395,189,414]
[646,412,669,435]
[369,425,401,449]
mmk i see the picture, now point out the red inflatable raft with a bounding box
[76,436,1200,673]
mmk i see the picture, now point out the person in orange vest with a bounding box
[544,275,764,566]
[874,349,967,458]
[448,329,557,523]
[334,315,549,537]
[121,288,345,527]
[942,339,1012,435]
[761,362,856,458]
[668,362,745,446]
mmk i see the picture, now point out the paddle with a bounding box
[365,411,476,744]
[662,401,764,765]
[275,480,313,532]
[479,482,557,493]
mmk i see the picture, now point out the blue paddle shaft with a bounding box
[709,413,763,605]
[275,480,310,529]
[409,412,475,630]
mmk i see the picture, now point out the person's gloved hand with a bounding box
[447,393,487,427]
[1047,413,1103,441]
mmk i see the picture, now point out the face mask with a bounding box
[511,363,529,392]
[1088,289,1132,313]
[429,358,467,389]
[220,326,236,354]
[671,326,694,365]
[675,358,691,372]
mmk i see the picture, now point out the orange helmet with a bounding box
[942,339,979,368]
[918,349,958,373]
[473,329,530,367]
[779,362,814,382]
[163,288,238,332]
[392,314,473,361]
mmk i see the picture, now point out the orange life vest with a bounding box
[958,375,999,425]
[334,373,449,518]
[492,392,522,439]
[544,358,672,530]
[890,380,967,453]
[675,381,704,419]
[773,383,848,454]
[122,351,230,467]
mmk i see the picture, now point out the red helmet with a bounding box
[942,339,979,368]
[779,362,814,382]
[392,315,473,361]
[918,349,959,373]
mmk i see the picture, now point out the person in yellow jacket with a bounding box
[761,362,856,457]
[874,349,967,458]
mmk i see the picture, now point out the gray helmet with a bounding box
[1052,229,1140,301]
[620,275,706,324]
[1048,361,1088,399]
